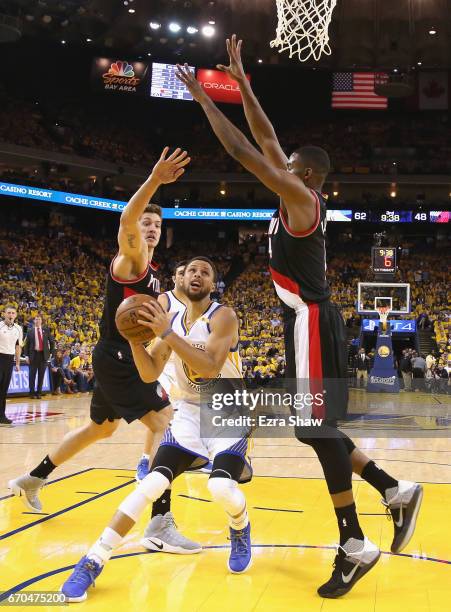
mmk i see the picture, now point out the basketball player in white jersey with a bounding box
[136,260,188,481]
[61,257,252,602]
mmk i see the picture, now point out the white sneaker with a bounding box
[8,474,46,512]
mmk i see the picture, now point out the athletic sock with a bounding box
[141,453,150,461]
[228,503,249,530]
[151,488,171,518]
[87,527,123,566]
[334,503,364,546]
[361,460,398,498]
[30,455,57,479]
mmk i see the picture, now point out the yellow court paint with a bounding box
[0,392,450,610]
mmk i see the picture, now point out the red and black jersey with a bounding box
[268,189,330,311]
[98,256,161,344]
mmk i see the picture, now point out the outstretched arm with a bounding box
[176,65,315,230]
[115,147,190,280]
[217,35,287,169]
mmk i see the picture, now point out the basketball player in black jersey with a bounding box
[8,147,201,554]
[177,43,423,598]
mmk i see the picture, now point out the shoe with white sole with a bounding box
[141,512,202,554]
[8,473,46,512]
[382,480,423,553]
[318,536,380,598]
[61,556,103,602]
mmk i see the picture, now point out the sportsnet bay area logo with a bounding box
[103,61,141,92]
[92,58,147,94]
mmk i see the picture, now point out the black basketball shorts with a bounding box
[90,340,170,424]
[283,300,348,422]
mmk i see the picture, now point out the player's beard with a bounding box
[185,286,211,302]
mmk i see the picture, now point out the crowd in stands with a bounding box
[0,214,449,392]
[398,348,449,393]
[1,91,451,175]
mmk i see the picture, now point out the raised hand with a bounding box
[175,64,208,103]
[151,147,191,184]
[216,34,246,83]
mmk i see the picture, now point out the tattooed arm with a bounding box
[114,147,190,281]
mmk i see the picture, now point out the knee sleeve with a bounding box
[298,436,353,495]
[207,477,245,516]
[119,471,169,522]
[340,432,356,454]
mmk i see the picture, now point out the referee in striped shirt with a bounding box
[0,305,23,424]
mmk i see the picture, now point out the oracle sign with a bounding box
[196,69,251,104]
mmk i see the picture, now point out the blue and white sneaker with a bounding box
[61,556,103,602]
[228,523,252,573]
[136,457,150,482]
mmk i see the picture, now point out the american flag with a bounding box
[332,72,387,109]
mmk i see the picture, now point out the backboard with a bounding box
[357,282,410,315]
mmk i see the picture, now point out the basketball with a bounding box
[115,294,158,343]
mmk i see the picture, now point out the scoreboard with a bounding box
[150,63,195,100]
[372,247,396,274]
[353,210,449,223]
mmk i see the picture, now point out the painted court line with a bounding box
[1,544,449,601]
[0,478,135,541]
[0,467,94,503]
[178,494,212,503]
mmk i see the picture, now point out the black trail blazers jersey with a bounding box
[99,255,161,344]
[268,189,330,308]
[268,189,348,421]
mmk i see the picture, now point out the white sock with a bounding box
[87,527,123,566]
[228,503,249,530]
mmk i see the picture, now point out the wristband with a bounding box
[159,327,173,340]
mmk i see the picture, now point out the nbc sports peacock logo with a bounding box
[102,61,141,91]
[107,61,135,77]
[378,345,391,358]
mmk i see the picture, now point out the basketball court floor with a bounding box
[1,389,450,610]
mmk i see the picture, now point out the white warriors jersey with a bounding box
[170,301,242,403]
[157,290,187,397]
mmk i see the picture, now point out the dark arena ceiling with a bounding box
[1,0,451,70]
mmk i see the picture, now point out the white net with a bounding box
[377,306,390,326]
[270,0,337,62]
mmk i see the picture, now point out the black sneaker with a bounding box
[0,415,13,425]
[318,537,380,599]
[382,480,423,553]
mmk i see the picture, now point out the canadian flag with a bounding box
[418,72,448,110]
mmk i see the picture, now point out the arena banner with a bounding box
[3,181,442,224]
[362,319,416,333]
[196,69,251,104]
[7,365,51,396]
[91,57,148,95]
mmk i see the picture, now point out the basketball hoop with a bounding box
[376,306,390,331]
[270,0,337,62]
